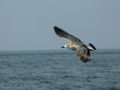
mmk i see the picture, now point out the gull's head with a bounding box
[61,44,70,48]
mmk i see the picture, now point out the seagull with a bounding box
[54,26,96,63]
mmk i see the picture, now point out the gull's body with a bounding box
[54,26,96,63]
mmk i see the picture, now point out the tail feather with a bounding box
[88,43,96,51]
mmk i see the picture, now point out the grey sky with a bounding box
[0,0,120,50]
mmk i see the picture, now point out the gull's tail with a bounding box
[88,43,96,51]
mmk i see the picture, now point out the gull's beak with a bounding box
[61,46,65,48]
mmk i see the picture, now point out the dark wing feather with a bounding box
[54,26,82,43]
[76,45,91,63]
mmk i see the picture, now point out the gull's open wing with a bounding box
[76,45,91,63]
[54,26,82,43]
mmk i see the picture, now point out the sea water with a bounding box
[0,50,120,90]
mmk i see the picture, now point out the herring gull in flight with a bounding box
[54,26,96,63]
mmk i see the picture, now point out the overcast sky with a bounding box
[0,0,120,50]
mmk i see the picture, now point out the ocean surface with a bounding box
[0,49,120,90]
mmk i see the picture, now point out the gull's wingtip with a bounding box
[53,26,61,36]
[53,26,58,33]
[54,26,59,30]
[54,26,56,29]
[53,26,63,33]
[54,26,58,32]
